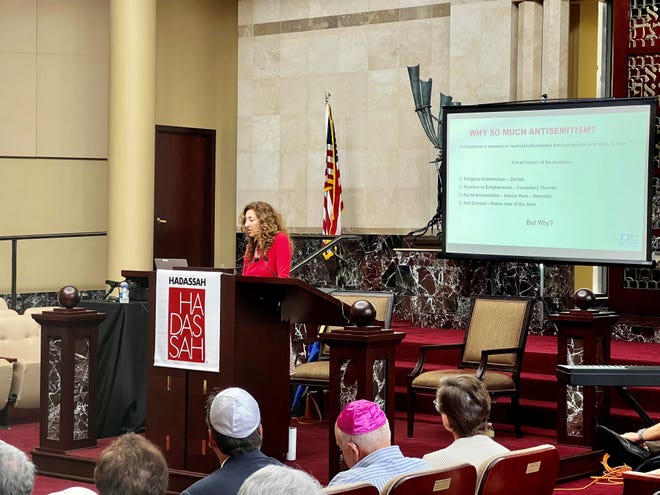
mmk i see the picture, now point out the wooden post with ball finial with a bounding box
[320,300,405,479]
[31,286,107,454]
[550,288,619,446]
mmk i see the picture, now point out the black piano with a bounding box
[556,364,660,425]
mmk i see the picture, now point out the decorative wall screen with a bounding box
[609,0,660,314]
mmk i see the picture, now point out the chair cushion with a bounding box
[411,370,516,392]
[292,360,329,380]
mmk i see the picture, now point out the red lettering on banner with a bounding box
[168,287,206,362]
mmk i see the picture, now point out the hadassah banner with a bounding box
[154,269,221,371]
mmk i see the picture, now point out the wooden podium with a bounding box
[143,273,351,474]
[550,309,619,446]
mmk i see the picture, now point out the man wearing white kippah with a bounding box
[181,387,282,495]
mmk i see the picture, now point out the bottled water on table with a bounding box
[119,281,130,304]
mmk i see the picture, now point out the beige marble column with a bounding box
[107,0,156,279]
[542,0,570,98]
[517,0,544,100]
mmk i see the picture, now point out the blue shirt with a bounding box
[328,445,429,491]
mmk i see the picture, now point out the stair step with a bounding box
[394,327,660,432]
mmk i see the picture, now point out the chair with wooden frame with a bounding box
[622,470,660,495]
[290,290,395,416]
[476,444,559,495]
[407,295,533,438]
[381,463,477,495]
[322,481,380,495]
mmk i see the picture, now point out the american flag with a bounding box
[323,102,343,258]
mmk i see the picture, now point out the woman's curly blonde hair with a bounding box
[240,201,290,262]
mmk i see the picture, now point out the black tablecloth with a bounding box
[79,300,148,437]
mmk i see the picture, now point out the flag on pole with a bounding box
[322,102,343,259]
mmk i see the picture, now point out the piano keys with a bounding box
[555,364,660,426]
[556,364,660,387]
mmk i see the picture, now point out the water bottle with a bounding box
[119,281,130,304]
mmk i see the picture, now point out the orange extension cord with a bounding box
[554,454,631,492]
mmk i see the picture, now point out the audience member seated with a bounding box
[597,423,660,471]
[49,488,97,494]
[423,375,509,477]
[94,432,168,495]
[327,399,429,491]
[0,439,35,495]
[238,465,324,495]
[182,387,282,495]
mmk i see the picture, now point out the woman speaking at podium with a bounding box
[240,201,292,278]
[240,201,295,375]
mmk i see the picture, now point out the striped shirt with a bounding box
[328,445,430,491]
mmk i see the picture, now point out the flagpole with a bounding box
[322,92,343,260]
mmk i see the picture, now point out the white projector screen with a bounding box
[442,98,655,266]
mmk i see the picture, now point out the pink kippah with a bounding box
[336,400,387,435]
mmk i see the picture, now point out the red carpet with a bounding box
[0,417,99,495]
[2,323,658,494]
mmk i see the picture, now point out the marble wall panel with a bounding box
[399,18,433,69]
[450,1,516,103]
[48,336,62,440]
[238,1,455,232]
[337,28,369,73]
[234,233,581,334]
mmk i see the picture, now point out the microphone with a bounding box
[104,280,121,301]
[262,256,277,276]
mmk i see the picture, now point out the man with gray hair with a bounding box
[328,399,429,491]
[238,465,323,495]
[0,439,35,495]
[181,387,281,495]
